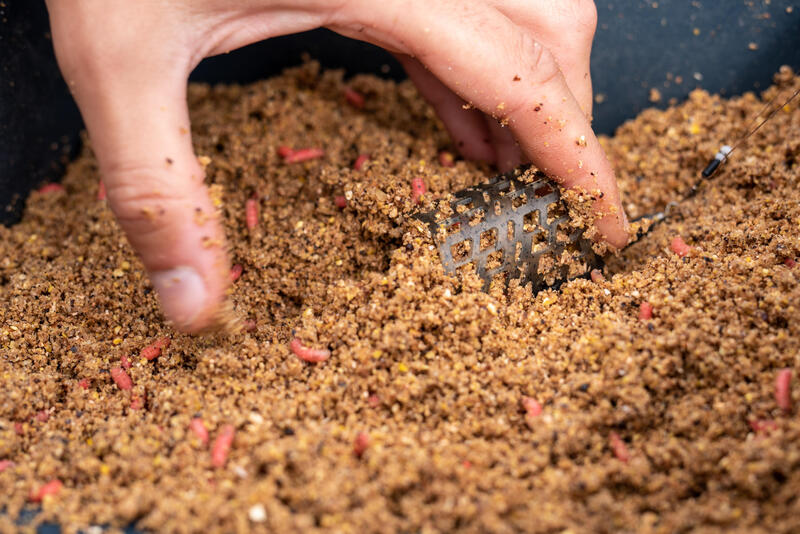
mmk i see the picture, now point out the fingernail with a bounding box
[151,266,207,329]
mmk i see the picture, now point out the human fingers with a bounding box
[484,115,524,172]
[395,54,496,163]
[490,0,598,116]
[46,3,231,332]
[332,1,628,247]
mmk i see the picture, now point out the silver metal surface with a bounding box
[415,167,602,292]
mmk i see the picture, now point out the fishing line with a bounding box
[701,85,800,177]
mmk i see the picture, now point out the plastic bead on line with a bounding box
[700,145,732,177]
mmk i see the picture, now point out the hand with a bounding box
[45,0,628,332]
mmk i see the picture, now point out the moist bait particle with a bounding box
[190,418,209,445]
[438,151,455,167]
[212,425,235,468]
[353,432,370,457]
[749,419,778,434]
[670,236,693,257]
[590,269,605,283]
[229,264,243,282]
[289,338,331,363]
[110,367,133,391]
[246,198,259,230]
[353,154,370,171]
[411,177,426,204]
[639,302,654,321]
[29,480,63,502]
[130,393,146,410]
[140,337,170,361]
[344,87,365,109]
[609,432,630,462]
[521,397,543,418]
[284,148,325,164]
[776,368,792,412]
[36,183,64,194]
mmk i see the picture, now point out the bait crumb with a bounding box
[670,235,693,257]
[343,87,365,109]
[29,480,63,503]
[35,183,65,194]
[411,177,426,204]
[639,301,654,321]
[775,369,792,413]
[353,153,369,171]
[649,87,662,103]
[229,264,243,282]
[438,151,455,167]
[290,338,331,363]
[211,425,235,468]
[353,432,370,458]
[609,432,630,463]
[749,419,778,435]
[110,367,133,391]
[284,147,325,164]
[2,62,800,533]
[189,418,209,445]
[520,397,543,425]
[248,504,267,523]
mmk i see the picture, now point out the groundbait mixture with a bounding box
[1,63,799,533]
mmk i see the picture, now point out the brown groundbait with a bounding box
[1,63,799,533]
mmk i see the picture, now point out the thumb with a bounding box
[48,18,229,332]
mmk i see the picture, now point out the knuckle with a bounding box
[520,34,561,88]
[547,0,598,42]
[319,0,353,26]
[495,35,562,122]
[104,166,185,236]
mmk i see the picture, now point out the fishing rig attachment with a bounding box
[414,167,601,292]
[416,84,799,293]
